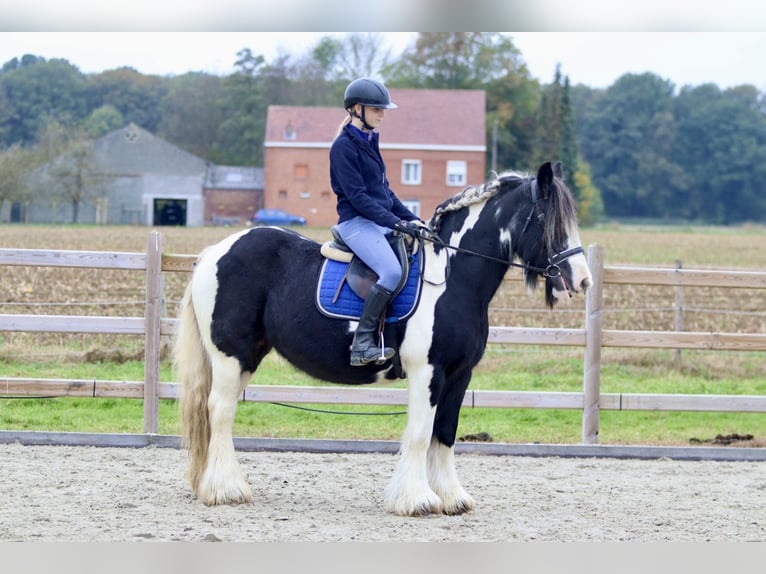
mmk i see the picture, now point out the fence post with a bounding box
[582,244,604,444]
[143,231,163,434]
[674,260,684,369]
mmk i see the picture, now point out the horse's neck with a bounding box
[434,223,511,307]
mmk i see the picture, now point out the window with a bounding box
[401,159,421,185]
[293,164,308,179]
[446,160,467,187]
[283,121,296,140]
[401,199,421,218]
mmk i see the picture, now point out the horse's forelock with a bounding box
[543,176,579,252]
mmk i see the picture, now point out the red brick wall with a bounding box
[263,146,486,227]
[204,189,263,225]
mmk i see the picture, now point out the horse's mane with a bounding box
[430,169,580,255]
[430,170,528,232]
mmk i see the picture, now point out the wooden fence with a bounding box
[1,231,765,444]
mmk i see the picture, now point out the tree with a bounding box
[83,105,124,138]
[672,83,766,223]
[0,56,88,146]
[282,34,391,107]
[384,32,524,89]
[383,32,540,171]
[214,49,269,165]
[158,72,224,160]
[575,72,679,219]
[86,67,167,133]
[532,66,603,225]
[0,143,36,217]
[45,134,107,224]
[336,33,393,80]
[28,120,110,223]
[533,65,565,167]
[559,76,579,193]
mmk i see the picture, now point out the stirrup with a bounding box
[373,328,394,364]
[350,345,394,366]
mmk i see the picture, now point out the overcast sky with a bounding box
[2,1,766,92]
[1,31,764,92]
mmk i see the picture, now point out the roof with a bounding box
[264,88,486,151]
[92,123,208,176]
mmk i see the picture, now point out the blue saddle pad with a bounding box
[315,252,422,322]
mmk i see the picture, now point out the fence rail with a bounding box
[1,232,765,443]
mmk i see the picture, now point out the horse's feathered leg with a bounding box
[428,368,476,515]
[384,364,443,516]
[427,439,474,515]
[177,237,254,506]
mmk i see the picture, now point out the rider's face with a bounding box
[355,105,385,129]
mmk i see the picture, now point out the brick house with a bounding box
[203,165,264,225]
[263,88,487,227]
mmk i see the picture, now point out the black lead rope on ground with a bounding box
[269,402,407,416]
[0,396,57,400]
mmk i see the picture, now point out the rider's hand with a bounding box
[413,219,431,235]
[393,220,424,238]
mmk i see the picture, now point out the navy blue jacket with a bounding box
[330,124,418,228]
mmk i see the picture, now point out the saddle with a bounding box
[320,226,414,300]
[315,227,423,379]
[316,226,423,321]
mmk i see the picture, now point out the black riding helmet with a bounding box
[343,78,398,110]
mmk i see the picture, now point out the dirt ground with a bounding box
[1,443,764,542]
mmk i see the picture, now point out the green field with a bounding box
[1,223,764,446]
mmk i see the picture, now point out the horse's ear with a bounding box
[536,161,553,198]
[553,162,564,180]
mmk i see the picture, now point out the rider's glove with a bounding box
[393,220,424,238]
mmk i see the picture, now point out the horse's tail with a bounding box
[174,279,212,494]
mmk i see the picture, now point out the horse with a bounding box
[174,161,593,516]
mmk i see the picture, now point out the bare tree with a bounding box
[0,143,35,218]
[46,137,108,223]
[336,33,392,80]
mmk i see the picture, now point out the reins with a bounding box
[415,230,583,279]
[414,175,583,279]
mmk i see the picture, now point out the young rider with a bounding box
[329,77,424,366]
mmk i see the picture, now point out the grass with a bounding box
[1,347,764,446]
[1,222,765,447]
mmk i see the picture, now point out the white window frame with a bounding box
[446,160,467,187]
[401,159,422,185]
[401,199,421,218]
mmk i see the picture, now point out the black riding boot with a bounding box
[350,284,395,366]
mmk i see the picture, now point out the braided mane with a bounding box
[430,171,528,232]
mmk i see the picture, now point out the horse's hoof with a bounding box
[384,488,443,516]
[442,495,475,516]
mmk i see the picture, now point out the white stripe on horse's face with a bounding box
[566,226,593,293]
[550,226,592,303]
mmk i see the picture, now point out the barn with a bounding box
[7,124,264,227]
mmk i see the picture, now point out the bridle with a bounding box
[418,177,584,279]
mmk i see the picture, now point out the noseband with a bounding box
[421,177,583,278]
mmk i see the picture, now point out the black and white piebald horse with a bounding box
[174,161,592,516]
